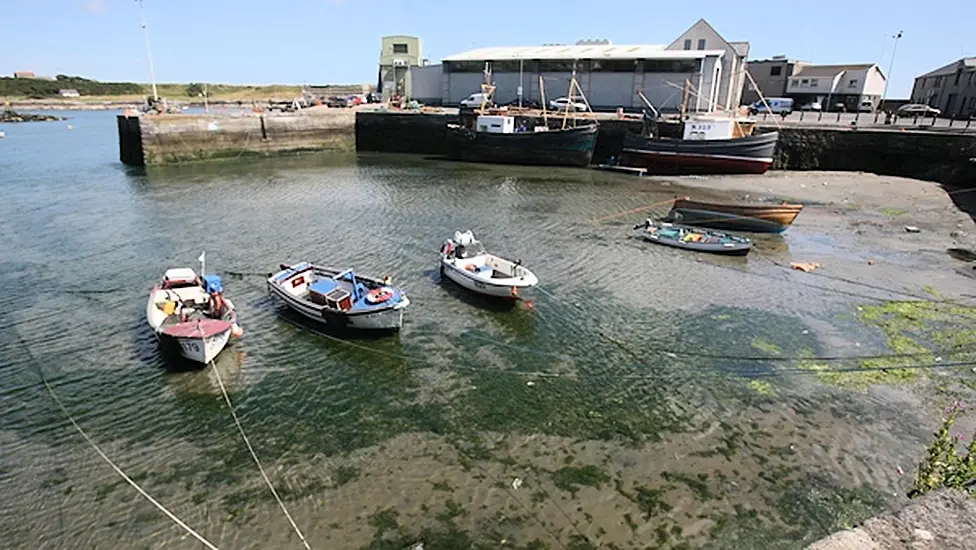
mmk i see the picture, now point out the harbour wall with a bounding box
[118,110,976,190]
[355,112,976,189]
[118,110,355,165]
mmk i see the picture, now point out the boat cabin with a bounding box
[476,115,515,134]
[682,117,756,140]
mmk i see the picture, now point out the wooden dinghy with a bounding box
[666,196,803,234]
[634,219,752,256]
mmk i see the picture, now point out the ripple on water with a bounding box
[0,124,958,549]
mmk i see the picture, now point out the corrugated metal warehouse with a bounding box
[408,19,749,113]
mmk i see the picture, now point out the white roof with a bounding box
[164,267,197,281]
[443,44,724,62]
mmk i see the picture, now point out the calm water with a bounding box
[0,111,953,549]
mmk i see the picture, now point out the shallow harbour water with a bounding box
[0,111,971,549]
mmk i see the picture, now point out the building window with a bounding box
[444,61,484,73]
[643,59,700,73]
[770,66,782,76]
[492,60,522,72]
[810,79,818,88]
[790,79,797,88]
[590,59,638,72]
[800,79,809,86]
[848,79,858,88]
[393,43,408,54]
[697,39,706,50]
[683,39,692,50]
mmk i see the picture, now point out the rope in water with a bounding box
[205,336,312,550]
[30,354,219,549]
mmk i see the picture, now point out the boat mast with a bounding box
[518,57,523,110]
[539,76,548,125]
[680,79,690,120]
[562,64,578,130]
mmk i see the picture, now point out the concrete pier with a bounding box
[118,109,355,165]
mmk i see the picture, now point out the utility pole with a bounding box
[136,0,159,101]
[880,31,902,111]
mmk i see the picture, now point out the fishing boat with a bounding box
[445,64,598,168]
[446,121,598,167]
[665,197,804,233]
[633,219,752,256]
[267,262,409,331]
[617,86,778,175]
[146,254,242,365]
[439,230,538,298]
[620,120,778,175]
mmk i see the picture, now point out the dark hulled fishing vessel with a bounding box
[446,118,599,167]
[616,86,779,175]
[621,128,778,175]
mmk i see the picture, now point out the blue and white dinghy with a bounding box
[267,262,410,331]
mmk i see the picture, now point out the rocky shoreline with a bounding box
[1,109,65,122]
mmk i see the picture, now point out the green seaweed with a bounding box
[751,338,782,356]
[551,465,611,497]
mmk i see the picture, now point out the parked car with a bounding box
[549,97,588,112]
[896,104,941,118]
[858,100,874,113]
[503,98,542,110]
[460,93,493,109]
[326,96,349,108]
[800,102,822,112]
[748,97,793,115]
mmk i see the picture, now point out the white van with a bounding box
[749,98,794,115]
[858,99,874,113]
[459,93,492,109]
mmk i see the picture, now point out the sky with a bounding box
[0,0,972,98]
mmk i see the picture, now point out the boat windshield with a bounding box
[455,241,486,259]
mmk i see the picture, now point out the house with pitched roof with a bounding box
[785,64,886,111]
[910,57,976,117]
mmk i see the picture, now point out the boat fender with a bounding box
[366,287,394,304]
[231,324,244,338]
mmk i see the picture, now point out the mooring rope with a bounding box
[36,368,219,549]
[206,345,312,549]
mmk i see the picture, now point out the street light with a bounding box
[135,0,159,101]
[880,30,903,111]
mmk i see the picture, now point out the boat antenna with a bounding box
[198,250,206,277]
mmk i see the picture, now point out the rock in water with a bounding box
[0,109,65,123]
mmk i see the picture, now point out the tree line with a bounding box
[0,75,143,98]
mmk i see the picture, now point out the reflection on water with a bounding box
[0,111,953,549]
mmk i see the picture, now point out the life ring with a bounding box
[366,287,394,304]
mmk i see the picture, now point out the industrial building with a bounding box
[740,56,809,105]
[910,57,976,117]
[377,35,425,100]
[407,19,749,113]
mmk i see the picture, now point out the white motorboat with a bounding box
[438,230,538,298]
[267,262,410,331]
[146,257,242,365]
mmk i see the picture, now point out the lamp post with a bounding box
[135,0,159,101]
[880,30,902,111]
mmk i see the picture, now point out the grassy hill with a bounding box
[1,76,366,103]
